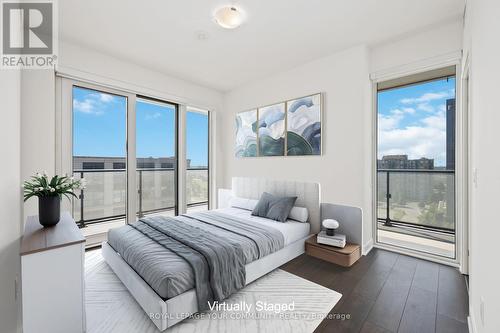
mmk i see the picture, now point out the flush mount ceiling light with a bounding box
[214,6,245,29]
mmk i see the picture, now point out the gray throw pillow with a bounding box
[251,192,298,222]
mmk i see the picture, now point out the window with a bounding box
[61,78,211,231]
[137,162,155,169]
[376,66,456,258]
[72,86,127,225]
[186,108,209,213]
[161,162,174,169]
[82,162,105,170]
[113,162,126,169]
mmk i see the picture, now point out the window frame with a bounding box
[370,56,466,268]
[56,76,213,225]
[185,107,211,212]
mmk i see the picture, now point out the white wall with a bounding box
[0,69,22,333]
[21,70,56,218]
[58,41,223,110]
[218,21,463,253]
[370,20,463,73]
[463,1,500,332]
[220,45,374,250]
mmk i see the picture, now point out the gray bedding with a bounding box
[107,211,284,310]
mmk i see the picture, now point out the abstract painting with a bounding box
[286,94,322,155]
[258,103,285,156]
[235,109,258,157]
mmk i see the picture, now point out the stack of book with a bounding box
[317,230,346,248]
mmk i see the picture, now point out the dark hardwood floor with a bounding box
[280,248,468,333]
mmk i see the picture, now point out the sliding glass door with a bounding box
[136,98,178,218]
[64,78,210,231]
[376,66,456,258]
[186,108,210,213]
[72,86,128,226]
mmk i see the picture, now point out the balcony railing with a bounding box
[377,169,455,234]
[73,168,208,227]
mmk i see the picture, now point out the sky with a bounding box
[73,87,208,167]
[377,77,455,167]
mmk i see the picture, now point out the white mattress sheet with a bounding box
[215,207,311,246]
[107,207,311,299]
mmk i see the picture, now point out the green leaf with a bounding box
[23,193,36,202]
[57,176,67,185]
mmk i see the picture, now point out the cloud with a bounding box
[145,112,162,120]
[400,90,454,104]
[378,111,447,165]
[378,114,401,131]
[417,103,435,112]
[99,93,114,103]
[378,107,415,131]
[73,99,103,115]
[378,126,446,165]
[73,92,116,115]
[378,88,454,166]
[391,107,415,116]
[421,114,446,130]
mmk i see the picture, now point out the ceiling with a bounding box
[59,0,464,92]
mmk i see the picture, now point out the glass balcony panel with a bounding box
[377,172,387,221]
[72,171,126,223]
[387,171,454,231]
[137,169,176,216]
[186,169,208,206]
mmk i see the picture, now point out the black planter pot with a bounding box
[38,196,61,227]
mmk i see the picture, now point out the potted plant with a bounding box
[23,172,86,227]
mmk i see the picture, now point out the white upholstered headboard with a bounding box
[230,177,321,234]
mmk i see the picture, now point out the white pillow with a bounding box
[288,206,309,223]
[229,196,258,211]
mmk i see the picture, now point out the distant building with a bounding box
[377,155,434,170]
[73,156,190,170]
[446,98,456,170]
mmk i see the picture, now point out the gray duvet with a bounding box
[107,211,284,311]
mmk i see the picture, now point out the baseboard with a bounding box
[468,305,478,333]
[363,238,374,255]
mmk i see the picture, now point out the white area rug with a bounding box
[85,250,341,333]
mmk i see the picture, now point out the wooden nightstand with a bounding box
[305,235,361,267]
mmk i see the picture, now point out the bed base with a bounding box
[101,235,310,331]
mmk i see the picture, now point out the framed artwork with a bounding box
[286,93,322,155]
[235,109,258,157]
[235,93,322,157]
[257,103,285,156]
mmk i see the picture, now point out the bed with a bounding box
[102,177,321,331]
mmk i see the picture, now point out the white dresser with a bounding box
[21,212,85,333]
